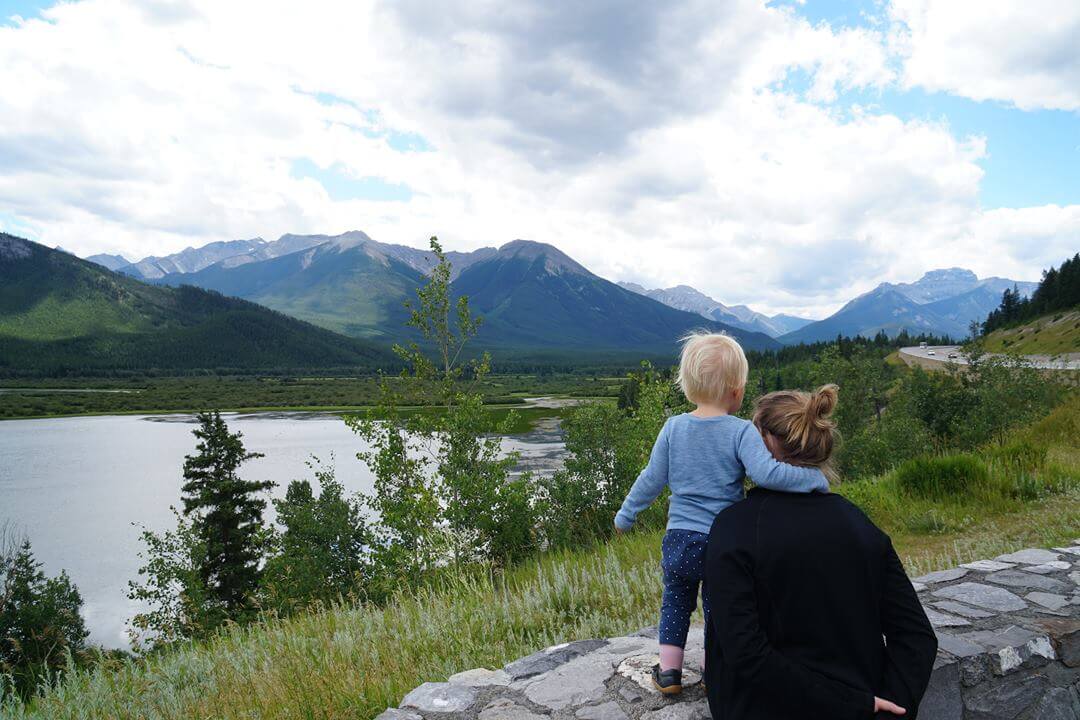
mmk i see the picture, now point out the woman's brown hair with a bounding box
[752,384,840,482]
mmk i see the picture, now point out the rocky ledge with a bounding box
[379,544,1080,720]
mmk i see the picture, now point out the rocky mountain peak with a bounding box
[918,267,978,284]
[0,233,32,261]
[497,240,591,276]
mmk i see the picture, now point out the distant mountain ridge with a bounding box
[85,253,129,271]
[617,282,813,338]
[778,268,1038,344]
[111,236,344,279]
[450,240,779,352]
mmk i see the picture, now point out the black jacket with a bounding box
[704,488,937,720]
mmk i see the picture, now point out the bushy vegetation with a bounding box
[983,252,1080,334]
[0,531,88,701]
[840,395,1080,539]
[893,455,989,498]
[0,372,625,420]
[738,339,1061,480]
[540,363,683,547]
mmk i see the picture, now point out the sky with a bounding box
[0,0,1078,318]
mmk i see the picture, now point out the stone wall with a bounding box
[379,544,1080,720]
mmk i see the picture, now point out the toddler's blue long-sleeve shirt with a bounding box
[614,413,829,534]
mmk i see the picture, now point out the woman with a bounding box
[703,385,937,719]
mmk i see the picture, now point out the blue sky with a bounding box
[778,0,1079,210]
[290,158,414,202]
[0,0,51,26]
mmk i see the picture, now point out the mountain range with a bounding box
[131,233,778,353]
[777,268,1037,344]
[0,234,388,372]
[617,283,813,338]
[69,232,1039,361]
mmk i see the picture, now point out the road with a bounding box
[899,346,1080,371]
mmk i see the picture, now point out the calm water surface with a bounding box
[0,411,565,647]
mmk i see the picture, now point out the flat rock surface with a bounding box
[376,710,423,720]
[641,701,710,720]
[914,567,969,585]
[505,639,609,681]
[923,607,970,628]
[1025,561,1072,574]
[1027,591,1071,611]
[449,668,512,687]
[995,548,1062,565]
[932,600,995,619]
[617,654,701,691]
[576,701,630,720]
[522,651,616,710]
[985,569,1071,593]
[401,683,477,714]
[932,582,1029,611]
[478,699,547,720]
[961,559,1015,572]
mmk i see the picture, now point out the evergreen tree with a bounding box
[0,536,87,700]
[180,411,272,620]
[983,253,1080,333]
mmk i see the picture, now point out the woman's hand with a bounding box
[874,697,906,715]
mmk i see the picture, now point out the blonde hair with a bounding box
[753,384,840,481]
[676,332,748,406]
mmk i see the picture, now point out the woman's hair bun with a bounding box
[808,384,839,421]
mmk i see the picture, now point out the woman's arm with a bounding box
[735,423,830,493]
[875,539,938,718]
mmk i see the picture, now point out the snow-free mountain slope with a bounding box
[0,234,387,371]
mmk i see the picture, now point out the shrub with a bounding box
[893,455,990,498]
[539,367,677,549]
[0,535,88,701]
[841,412,935,479]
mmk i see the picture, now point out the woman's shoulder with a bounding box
[749,487,890,543]
[707,490,767,544]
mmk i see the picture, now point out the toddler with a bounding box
[614,332,830,695]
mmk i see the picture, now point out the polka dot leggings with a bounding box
[658,529,711,648]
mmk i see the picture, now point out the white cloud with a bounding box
[890,0,1080,111]
[0,0,1076,319]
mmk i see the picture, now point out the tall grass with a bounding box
[893,455,989,498]
[6,398,1080,720]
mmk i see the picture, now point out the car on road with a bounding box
[947,352,959,360]
[927,350,935,356]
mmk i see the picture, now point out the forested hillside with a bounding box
[0,234,388,373]
[983,253,1080,333]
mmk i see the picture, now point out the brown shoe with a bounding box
[652,664,682,695]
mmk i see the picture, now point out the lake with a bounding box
[0,408,567,648]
